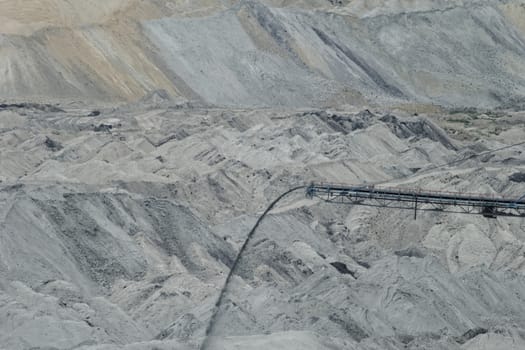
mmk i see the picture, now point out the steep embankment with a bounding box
[0,0,226,103]
[2,0,525,107]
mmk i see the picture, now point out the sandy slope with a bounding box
[2,0,525,107]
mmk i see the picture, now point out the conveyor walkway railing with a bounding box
[307,183,525,219]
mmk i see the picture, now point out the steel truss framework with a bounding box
[306,183,525,219]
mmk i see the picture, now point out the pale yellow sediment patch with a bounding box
[0,0,227,101]
[0,0,129,34]
[0,0,228,35]
[501,3,525,37]
[34,21,181,101]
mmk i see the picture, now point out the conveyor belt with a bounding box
[307,183,525,218]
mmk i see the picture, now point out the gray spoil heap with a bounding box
[1,104,525,349]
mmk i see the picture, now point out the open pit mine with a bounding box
[1,1,525,349]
